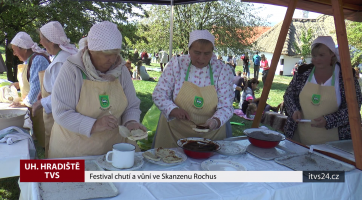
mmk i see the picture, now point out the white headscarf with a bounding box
[40,21,78,55]
[311,36,340,61]
[11,32,47,54]
[87,21,123,51]
[78,37,87,52]
[188,30,215,48]
[81,21,124,82]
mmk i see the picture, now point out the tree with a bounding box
[347,22,362,67]
[293,28,314,58]
[0,0,145,81]
[133,0,267,55]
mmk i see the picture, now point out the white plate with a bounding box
[143,149,187,166]
[95,154,144,171]
[326,140,354,155]
[246,144,290,160]
[217,141,246,155]
[201,159,246,171]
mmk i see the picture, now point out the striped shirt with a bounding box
[23,55,49,107]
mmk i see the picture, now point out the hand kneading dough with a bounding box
[142,151,161,161]
[162,155,183,163]
[155,147,175,158]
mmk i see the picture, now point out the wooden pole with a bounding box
[331,0,362,170]
[252,0,298,128]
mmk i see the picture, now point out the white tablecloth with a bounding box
[19,140,362,200]
[0,140,30,178]
[0,103,31,179]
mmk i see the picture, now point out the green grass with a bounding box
[0,46,5,62]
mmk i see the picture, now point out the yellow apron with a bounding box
[293,66,339,145]
[38,70,54,158]
[48,71,139,158]
[17,64,26,99]
[154,62,226,148]
[19,61,46,148]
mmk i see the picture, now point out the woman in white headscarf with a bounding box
[284,36,362,145]
[10,32,50,148]
[152,30,234,148]
[32,21,78,158]
[48,21,145,158]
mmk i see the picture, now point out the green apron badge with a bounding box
[194,96,204,108]
[311,94,321,105]
[99,95,110,109]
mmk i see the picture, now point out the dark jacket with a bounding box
[283,62,362,140]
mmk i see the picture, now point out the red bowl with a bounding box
[177,137,220,159]
[247,137,281,148]
[244,128,285,149]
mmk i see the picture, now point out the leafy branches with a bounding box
[293,28,314,58]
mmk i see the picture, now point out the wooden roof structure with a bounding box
[79,0,362,169]
[254,15,339,56]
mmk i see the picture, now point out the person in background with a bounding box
[125,60,133,76]
[217,55,223,61]
[253,52,261,80]
[159,49,168,72]
[49,21,146,158]
[227,55,236,76]
[298,56,306,66]
[135,60,154,81]
[141,50,148,60]
[283,36,362,145]
[132,49,139,65]
[239,78,279,112]
[152,30,234,148]
[292,63,298,75]
[32,21,78,158]
[9,32,50,149]
[261,54,270,86]
[233,71,244,103]
[242,53,250,78]
[242,94,254,114]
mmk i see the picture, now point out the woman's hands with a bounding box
[91,115,119,134]
[125,120,147,132]
[170,108,190,120]
[292,110,302,122]
[202,118,220,131]
[293,110,326,128]
[311,116,326,128]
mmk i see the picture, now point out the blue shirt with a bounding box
[23,55,49,107]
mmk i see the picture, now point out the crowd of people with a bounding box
[6,20,359,158]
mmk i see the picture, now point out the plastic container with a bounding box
[0,109,27,130]
[244,128,285,149]
[177,137,220,159]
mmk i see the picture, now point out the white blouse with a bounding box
[152,54,234,126]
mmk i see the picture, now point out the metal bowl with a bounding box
[176,137,220,159]
[243,128,285,148]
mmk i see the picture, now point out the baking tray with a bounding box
[326,140,354,155]
[274,152,355,171]
[37,160,119,200]
[246,144,290,160]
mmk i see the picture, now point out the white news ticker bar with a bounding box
[85,171,303,182]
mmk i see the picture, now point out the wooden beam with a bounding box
[252,0,298,128]
[331,0,362,170]
[308,0,362,12]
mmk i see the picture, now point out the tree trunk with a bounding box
[5,39,18,82]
